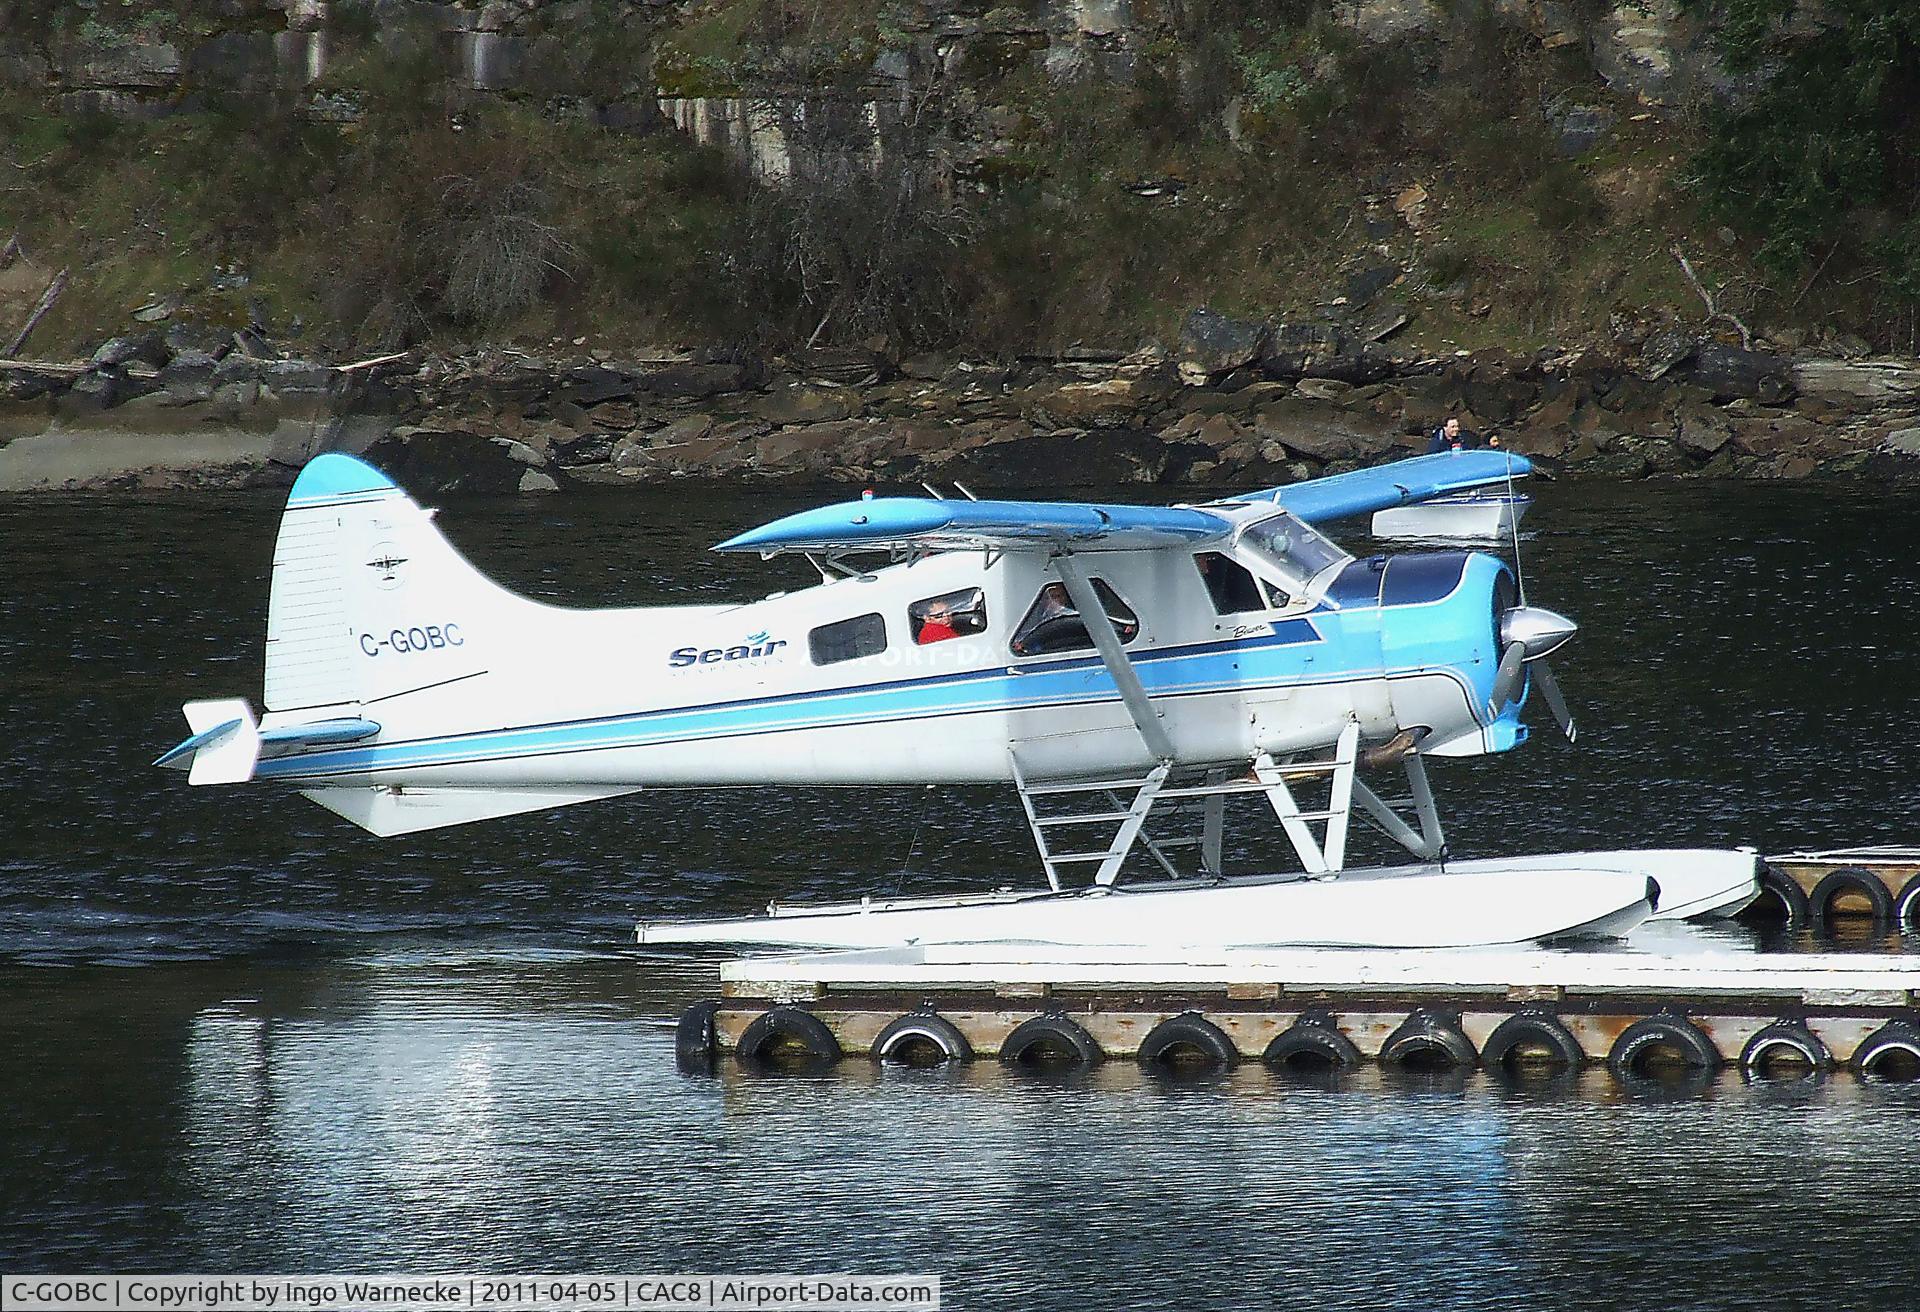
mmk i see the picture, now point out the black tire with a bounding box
[1379,1010,1478,1073]
[873,1012,974,1065]
[1741,861,1810,931]
[1810,868,1893,938]
[1000,1014,1103,1068]
[1898,874,1920,936]
[1481,1011,1585,1076]
[1608,1014,1722,1079]
[1739,1020,1831,1081]
[1138,1012,1238,1071]
[1852,1019,1920,1081]
[736,1006,842,1072]
[675,1000,722,1075]
[1262,1017,1361,1073]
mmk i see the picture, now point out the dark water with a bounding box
[5,479,1920,1307]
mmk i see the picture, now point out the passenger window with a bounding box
[910,587,987,645]
[1194,552,1267,614]
[1009,579,1139,656]
[809,613,887,665]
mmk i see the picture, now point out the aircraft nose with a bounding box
[1500,605,1577,660]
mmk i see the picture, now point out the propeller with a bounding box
[1489,603,1578,742]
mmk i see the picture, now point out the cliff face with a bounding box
[0,1,1721,161]
[0,1,1901,374]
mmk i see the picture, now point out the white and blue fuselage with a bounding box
[163,452,1543,834]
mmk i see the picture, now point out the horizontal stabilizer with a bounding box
[158,699,262,785]
[300,784,642,837]
[717,497,1233,555]
[1246,450,1533,524]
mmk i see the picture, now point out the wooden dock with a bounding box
[1759,848,1920,935]
[678,935,1920,1085]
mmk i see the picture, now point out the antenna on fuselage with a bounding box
[953,481,980,501]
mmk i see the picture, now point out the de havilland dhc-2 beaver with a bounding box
[158,449,1758,950]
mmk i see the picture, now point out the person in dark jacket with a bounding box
[1425,415,1479,453]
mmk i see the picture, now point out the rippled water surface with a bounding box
[5,479,1920,1307]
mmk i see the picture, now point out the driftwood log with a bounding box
[4,266,68,359]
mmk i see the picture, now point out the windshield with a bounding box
[1237,511,1350,602]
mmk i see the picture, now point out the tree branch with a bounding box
[1672,243,1753,349]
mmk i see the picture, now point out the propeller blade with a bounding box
[1489,641,1526,712]
[1532,659,1577,743]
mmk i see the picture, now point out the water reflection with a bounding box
[10,962,1919,1309]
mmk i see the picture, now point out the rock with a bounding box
[1637,329,1696,380]
[1178,307,1271,379]
[1580,449,1651,479]
[609,437,648,468]
[1676,409,1733,455]
[1545,98,1614,157]
[1790,359,1920,406]
[1294,378,1354,402]
[1393,182,1429,230]
[649,414,715,446]
[259,359,334,399]
[1880,427,1920,458]
[132,294,183,323]
[1261,323,1348,378]
[491,437,546,467]
[519,469,560,493]
[361,428,525,494]
[551,432,617,466]
[91,334,169,370]
[1618,435,1690,474]
[64,369,139,411]
[635,362,743,398]
[755,420,873,472]
[1686,344,1794,404]
[935,428,1170,485]
[785,346,890,385]
[1018,376,1161,427]
[1344,265,1402,304]
[750,381,861,425]
[1193,414,1247,449]
[1357,302,1410,343]
[1250,397,1396,461]
[557,367,634,406]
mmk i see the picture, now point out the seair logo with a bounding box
[669,632,787,668]
[359,622,464,657]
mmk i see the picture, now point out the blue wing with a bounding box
[715,497,1234,554]
[715,451,1530,554]
[1242,450,1532,524]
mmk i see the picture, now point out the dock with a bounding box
[677,933,1920,1084]
[1759,848,1920,935]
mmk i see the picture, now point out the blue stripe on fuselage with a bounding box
[255,618,1326,781]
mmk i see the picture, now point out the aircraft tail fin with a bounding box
[266,453,515,713]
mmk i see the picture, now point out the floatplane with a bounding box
[158,449,1757,950]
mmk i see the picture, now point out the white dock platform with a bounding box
[678,926,1920,1082]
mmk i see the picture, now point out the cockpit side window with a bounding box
[910,587,987,645]
[1009,579,1139,657]
[1193,552,1267,615]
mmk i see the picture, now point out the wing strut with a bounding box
[1051,552,1176,763]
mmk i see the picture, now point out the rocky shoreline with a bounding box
[4,310,1920,495]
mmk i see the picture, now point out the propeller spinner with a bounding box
[1489,604,1578,741]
